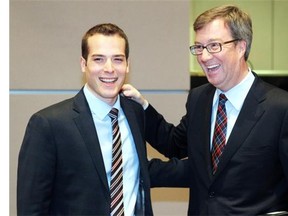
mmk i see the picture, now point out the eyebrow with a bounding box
[194,39,222,44]
[90,54,126,58]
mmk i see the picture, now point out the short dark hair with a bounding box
[81,23,129,61]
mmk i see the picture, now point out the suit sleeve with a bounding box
[17,113,56,215]
[148,158,190,188]
[145,104,188,159]
[280,109,288,183]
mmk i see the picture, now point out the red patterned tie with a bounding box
[211,94,228,174]
[108,108,124,216]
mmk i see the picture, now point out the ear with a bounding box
[126,59,130,74]
[80,57,86,73]
[238,40,247,55]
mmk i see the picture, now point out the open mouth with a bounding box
[99,77,118,83]
[207,64,220,73]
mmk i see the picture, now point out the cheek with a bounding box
[116,65,129,75]
[87,65,102,75]
[196,57,206,69]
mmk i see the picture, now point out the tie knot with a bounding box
[108,108,118,120]
[219,93,227,104]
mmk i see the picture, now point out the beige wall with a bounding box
[11,0,288,215]
[10,0,190,215]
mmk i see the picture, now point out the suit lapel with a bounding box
[212,77,266,179]
[120,97,146,166]
[72,89,109,192]
[201,88,215,181]
[190,85,215,183]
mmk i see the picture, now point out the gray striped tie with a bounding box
[108,108,124,216]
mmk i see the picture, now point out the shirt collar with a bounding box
[83,84,121,120]
[213,68,255,111]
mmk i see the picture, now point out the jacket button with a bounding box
[209,192,215,198]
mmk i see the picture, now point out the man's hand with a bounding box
[121,84,149,109]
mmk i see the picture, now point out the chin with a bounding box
[104,91,119,98]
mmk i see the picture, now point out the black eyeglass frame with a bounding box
[189,39,241,55]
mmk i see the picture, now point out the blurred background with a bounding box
[10,0,288,215]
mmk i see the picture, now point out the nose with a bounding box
[199,48,213,62]
[104,58,114,72]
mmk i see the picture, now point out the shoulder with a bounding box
[120,95,144,113]
[188,83,214,97]
[186,83,214,105]
[35,97,74,117]
[33,89,86,118]
[254,77,288,102]
[251,78,288,116]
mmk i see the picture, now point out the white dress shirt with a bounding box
[210,69,255,150]
[84,84,140,216]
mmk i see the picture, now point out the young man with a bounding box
[17,23,188,216]
[123,5,288,215]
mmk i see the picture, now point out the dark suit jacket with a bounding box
[145,74,288,215]
[17,88,154,216]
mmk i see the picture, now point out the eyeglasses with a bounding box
[189,39,241,55]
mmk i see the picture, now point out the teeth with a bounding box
[100,78,117,83]
[207,64,220,72]
[207,64,219,69]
